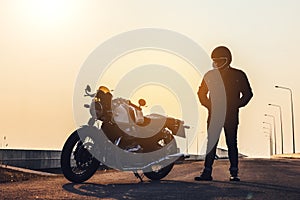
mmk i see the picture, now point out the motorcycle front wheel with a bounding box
[61,129,100,183]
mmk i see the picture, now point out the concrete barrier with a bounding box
[0,149,61,170]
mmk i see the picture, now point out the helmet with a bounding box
[98,86,110,94]
[211,46,232,65]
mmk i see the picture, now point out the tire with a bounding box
[143,163,174,180]
[61,129,100,183]
[143,136,177,181]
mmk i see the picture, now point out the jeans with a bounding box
[204,123,239,175]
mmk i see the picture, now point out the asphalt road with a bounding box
[1,158,300,200]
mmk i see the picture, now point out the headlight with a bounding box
[89,101,103,120]
[94,97,101,103]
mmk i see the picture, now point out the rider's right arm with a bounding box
[198,77,211,110]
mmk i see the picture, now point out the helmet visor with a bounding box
[212,57,228,69]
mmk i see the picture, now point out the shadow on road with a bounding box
[62,180,257,200]
[213,180,300,195]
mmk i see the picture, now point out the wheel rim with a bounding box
[71,136,95,175]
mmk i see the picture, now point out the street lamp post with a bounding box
[265,114,277,154]
[275,85,296,153]
[268,104,284,154]
[263,122,273,156]
[186,134,189,155]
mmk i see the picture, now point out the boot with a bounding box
[194,168,213,181]
[229,168,240,181]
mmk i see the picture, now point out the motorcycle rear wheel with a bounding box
[61,129,100,183]
[143,136,177,181]
[143,163,174,180]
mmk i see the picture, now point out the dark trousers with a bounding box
[204,123,239,175]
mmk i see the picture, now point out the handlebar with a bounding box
[128,101,142,111]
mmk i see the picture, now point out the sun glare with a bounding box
[130,84,183,119]
[22,0,72,27]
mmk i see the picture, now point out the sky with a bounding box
[0,0,300,157]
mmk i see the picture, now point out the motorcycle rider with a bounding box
[195,46,253,181]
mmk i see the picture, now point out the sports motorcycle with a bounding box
[61,85,189,183]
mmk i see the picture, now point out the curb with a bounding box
[271,153,300,159]
[0,164,59,177]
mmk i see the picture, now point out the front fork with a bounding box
[87,117,96,127]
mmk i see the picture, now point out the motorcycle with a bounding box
[61,85,189,183]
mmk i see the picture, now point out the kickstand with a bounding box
[133,171,144,182]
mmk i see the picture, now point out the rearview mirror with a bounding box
[86,85,91,92]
